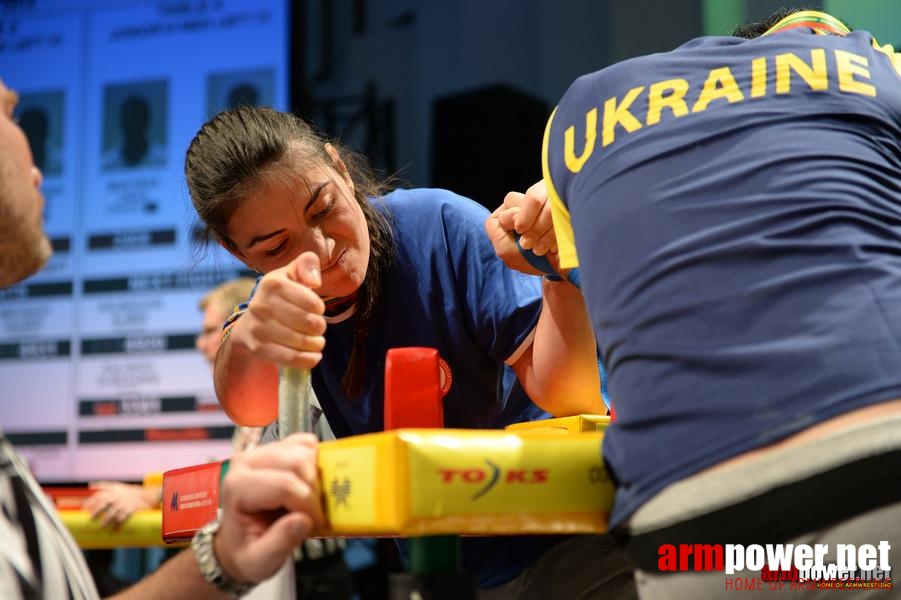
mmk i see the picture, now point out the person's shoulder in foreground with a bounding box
[543,6,901,522]
[530,10,901,593]
[486,9,901,599]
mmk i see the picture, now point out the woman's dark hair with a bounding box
[731,7,802,39]
[731,7,852,40]
[185,106,397,398]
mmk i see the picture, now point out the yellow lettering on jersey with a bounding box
[602,86,644,147]
[835,50,876,96]
[775,49,828,94]
[871,41,901,77]
[558,47,884,163]
[692,67,744,113]
[564,108,597,173]
[750,57,767,98]
[647,79,689,125]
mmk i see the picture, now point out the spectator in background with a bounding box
[83,277,262,528]
[197,277,268,451]
[86,275,367,599]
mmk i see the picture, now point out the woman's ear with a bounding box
[324,143,354,190]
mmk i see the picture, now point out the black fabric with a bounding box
[616,449,901,572]
[9,470,43,599]
[295,551,356,600]
[351,539,403,600]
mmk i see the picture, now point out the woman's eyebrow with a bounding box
[244,181,329,250]
[303,181,328,212]
[247,229,286,249]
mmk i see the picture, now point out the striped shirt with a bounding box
[1,432,99,600]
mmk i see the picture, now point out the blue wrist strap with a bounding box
[514,236,581,288]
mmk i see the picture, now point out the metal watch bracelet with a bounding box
[191,518,256,598]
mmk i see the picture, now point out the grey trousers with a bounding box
[634,501,901,599]
[478,534,638,600]
[624,415,901,599]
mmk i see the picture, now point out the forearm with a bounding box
[214,323,280,426]
[106,549,231,600]
[519,278,603,416]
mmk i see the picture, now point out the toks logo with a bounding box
[438,460,549,500]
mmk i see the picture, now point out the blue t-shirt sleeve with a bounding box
[432,191,543,363]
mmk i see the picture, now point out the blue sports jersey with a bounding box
[312,188,563,588]
[315,188,548,433]
[543,28,901,527]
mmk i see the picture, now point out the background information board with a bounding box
[0,0,289,482]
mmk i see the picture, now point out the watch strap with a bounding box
[191,518,256,598]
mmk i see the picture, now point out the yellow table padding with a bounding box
[505,414,611,434]
[58,509,186,549]
[317,428,613,536]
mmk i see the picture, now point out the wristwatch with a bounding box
[192,518,256,598]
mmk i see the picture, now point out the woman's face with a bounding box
[222,146,370,299]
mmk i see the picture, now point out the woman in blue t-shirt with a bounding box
[184,106,632,598]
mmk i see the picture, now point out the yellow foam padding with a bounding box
[143,472,164,488]
[316,428,613,536]
[505,414,611,434]
[58,509,186,549]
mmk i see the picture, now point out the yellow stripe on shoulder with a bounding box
[872,39,901,77]
[542,107,580,270]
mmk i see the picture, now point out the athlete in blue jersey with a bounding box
[184,106,635,597]
[491,9,901,598]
